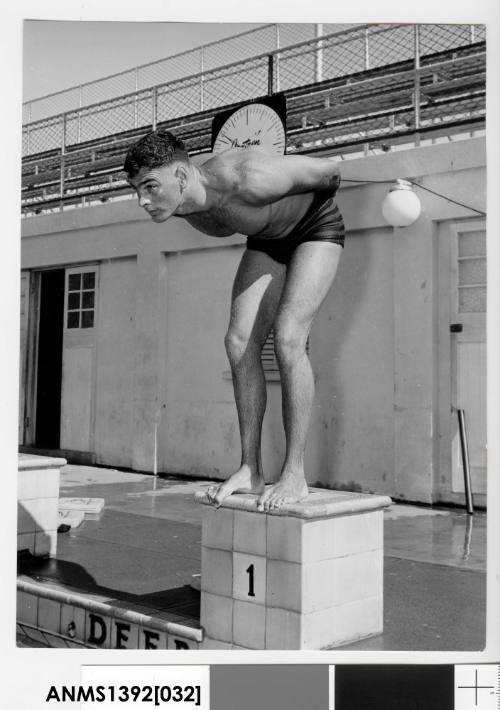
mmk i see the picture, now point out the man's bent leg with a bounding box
[259,241,342,511]
[207,248,286,506]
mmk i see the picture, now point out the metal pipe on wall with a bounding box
[457,408,474,515]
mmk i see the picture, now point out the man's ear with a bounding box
[175,164,189,192]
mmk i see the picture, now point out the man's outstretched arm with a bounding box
[238,151,341,205]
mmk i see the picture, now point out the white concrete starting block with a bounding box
[195,487,392,649]
[18,454,67,557]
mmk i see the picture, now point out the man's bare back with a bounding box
[183,150,315,240]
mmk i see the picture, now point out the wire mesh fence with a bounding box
[22,87,81,125]
[22,23,304,123]
[24,22,486,126]
[65,93,146,146]
[201,57,272,111]
[203,25,277,71]
[418,23,483,55]
[23,115,63,155]
[23,23,485,157]
[363,25,415,68]
[21,23,485,214]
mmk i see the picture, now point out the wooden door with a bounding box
[450,222,487,495]
[60,266,98,452]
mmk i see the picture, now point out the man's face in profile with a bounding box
[129,164,182,222]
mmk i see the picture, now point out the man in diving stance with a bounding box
[124,130,344,512]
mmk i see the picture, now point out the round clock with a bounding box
[213,102,286,155]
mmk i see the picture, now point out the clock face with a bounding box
[213,103,286,155]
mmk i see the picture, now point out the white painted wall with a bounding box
[94,258,137,467]
[310,226,396,495]
[20,138,487,505]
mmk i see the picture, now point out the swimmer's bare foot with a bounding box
[258,469,309,512]
[206,464,265,507]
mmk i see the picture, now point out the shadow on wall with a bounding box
[253,231,376,488]
[310,226,378,493]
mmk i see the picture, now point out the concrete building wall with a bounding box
[160,247,242,477]
[94,257,137,467]
[310,225,396,495]
[20,138,487,505]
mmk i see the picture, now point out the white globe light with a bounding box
[382,179,421,227]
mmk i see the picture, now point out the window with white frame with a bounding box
[457,230,486,314]
[65,269,97,329]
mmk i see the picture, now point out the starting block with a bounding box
[18,454,67,557]
[195,487,392,650]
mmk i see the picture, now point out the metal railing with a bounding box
[23,23,358,124]
[21,23,485,214]
[22,23,484,157]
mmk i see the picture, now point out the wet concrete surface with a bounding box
[18,465,487,650]
[53,472,207,594]
[384,505,486,572]
[342,557,485,650]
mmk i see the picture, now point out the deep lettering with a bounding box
[143,628,160,649]
[174,639,189,649]
[114,621,130,649]
[88,613,107,646]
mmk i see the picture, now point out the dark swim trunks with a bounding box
[246,190,345,265]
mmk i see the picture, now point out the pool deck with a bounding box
[17,464,486,651]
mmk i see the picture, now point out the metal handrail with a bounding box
[23,24,278,107]
[23,24,377,131]
[22,23,286,124]
[22,24,484,146]
[24,23,352,123]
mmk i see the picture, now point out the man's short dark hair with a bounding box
[124,130,189,178]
